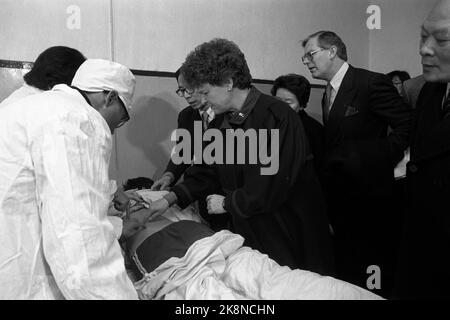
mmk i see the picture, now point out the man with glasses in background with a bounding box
[301,31,411,298]
[151,68,228,231]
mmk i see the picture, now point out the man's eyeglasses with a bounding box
[301,48,326,63]
[116,98,130,129]
[176,87,194,98]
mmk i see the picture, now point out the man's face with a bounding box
[197,83,232,115]
[420,17,450,83]
[303,37,333,81]
[96,91,129,134]
[177,74,207,110]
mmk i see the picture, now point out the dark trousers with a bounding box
[326,179,405,299]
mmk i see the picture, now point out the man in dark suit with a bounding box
[151,69,228,231]
[395,0,450,299]
[301,31,411,296]
[402,75,426,109]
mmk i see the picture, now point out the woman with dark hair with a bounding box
[146,38,334,275]
[271,74,324,170]
[1,46,86,106]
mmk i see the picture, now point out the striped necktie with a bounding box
[322,83,333,123]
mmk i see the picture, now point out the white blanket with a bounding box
[134,230,382,300]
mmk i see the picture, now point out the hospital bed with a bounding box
[122,190,382,300]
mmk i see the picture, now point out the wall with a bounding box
[112,0,370,84]
[0,0,112,61]
[368,0,437,77]
[0,0,432,182]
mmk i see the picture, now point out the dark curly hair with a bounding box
[23,46,86,90]
[271,74,311,109]
[180,38,252,90]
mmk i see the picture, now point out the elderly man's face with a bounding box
[420,11,450,82]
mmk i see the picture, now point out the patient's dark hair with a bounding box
[23,46,86,90]
[123,177,155,191]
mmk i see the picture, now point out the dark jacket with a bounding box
[165,106,228,231]
[165,105,201,184]
[320,65,412,292]
[298,110,324,170]
[395,82,450,299]
[321,65,411,199]
[172,87,334,275]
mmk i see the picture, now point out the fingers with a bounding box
[161,182,171,191]
[125,191,143,202]
[151,181,162,191]
[129,203,146,213]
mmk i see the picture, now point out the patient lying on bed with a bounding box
[118,188,382,300]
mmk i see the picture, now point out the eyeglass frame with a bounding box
[176,87,195,98]
[301,47,327,63]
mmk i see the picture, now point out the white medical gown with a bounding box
[0,84,137,299]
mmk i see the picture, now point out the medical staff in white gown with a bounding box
[0,65,137,299]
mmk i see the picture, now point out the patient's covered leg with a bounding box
[221,247,383,300]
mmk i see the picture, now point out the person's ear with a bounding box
[329,46,338,59]
[104,90,119,107]
[226,78,234,92]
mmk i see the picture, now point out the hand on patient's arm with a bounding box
[206,194,226,214]
[113,187,144,211]
[113,187,146,214]
[143,198,170,221]
[151,172,174,191]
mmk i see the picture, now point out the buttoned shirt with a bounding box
[328,62,349,111]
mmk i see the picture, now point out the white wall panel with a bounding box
[0,0,111,61]
[113,0,369,83]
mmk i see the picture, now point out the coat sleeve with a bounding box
[171,163,221,208]
[30,112,137,300]
[369,72,412,164]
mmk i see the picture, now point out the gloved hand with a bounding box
[113,187,146,214]
[206,194,226,214]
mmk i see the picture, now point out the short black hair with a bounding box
[123,177,155,191]
[181,38,252,89]
[271,74,311,109]
[302,31,348,61]
[23,46,86,90]
[386,70,411,83]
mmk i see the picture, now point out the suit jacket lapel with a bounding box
[325,65,357,144]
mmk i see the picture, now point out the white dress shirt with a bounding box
[328,62,350,111]
[0,84,137,299]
